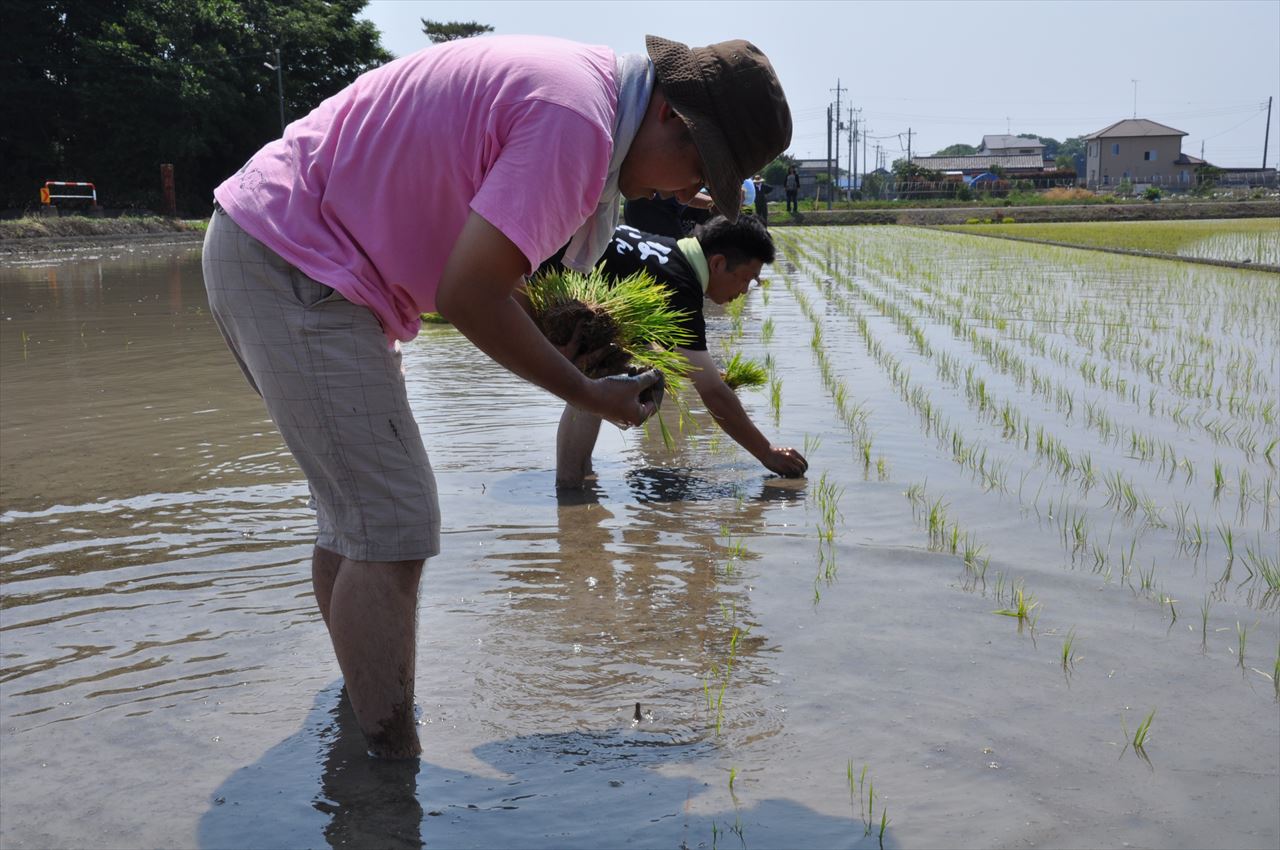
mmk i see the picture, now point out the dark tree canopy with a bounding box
[761,153,798,185]
[935,143,978,156]
[420,19,493,44]
[0,0,391,211]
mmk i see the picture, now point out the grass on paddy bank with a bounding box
[937,217,1280,271]
[0,214,207,240]
[0,214,208,257]
[769,199,1279,227]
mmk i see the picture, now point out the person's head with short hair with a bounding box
[619,36,791,223]
[694,214,774,304]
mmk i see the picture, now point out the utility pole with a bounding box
[863,121,868,193]
[826,105,833,209]
[831,80,846,202]
[264,47,286,133]
[1263,95,1273,170]
[847,108,854,200]
[1131,79,1139,118]
[907,127,912,163]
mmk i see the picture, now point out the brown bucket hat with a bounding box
[646,34,792,221]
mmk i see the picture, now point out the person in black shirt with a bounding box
[623,190,717,239]
[556,214,808,487]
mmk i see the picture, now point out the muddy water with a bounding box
[1,236,1277,850]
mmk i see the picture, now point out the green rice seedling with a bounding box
[1274,641,1279,701]
[876,456,889,480]
[1218,523,1235,563]
[1138,561,1157,593]
[994,581,1039,631]
[759,316,775,343]
[926,497,949,548]
[1131,708,1155,751]
[1201,597,1212,652]
[769,376,783,424]
[879,807,890,850]
[721,352,768,391]
[804,433,823,455]
[1237,621,1247,669]
[728,766,738,792]
[1061,628,1078,671]
[419,311,450,324]
[1243,545,1280,592]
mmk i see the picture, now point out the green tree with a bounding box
[935,143,977,156]
[0,0,390,211]
[761,152,797,185]
[1017,133,1060,157]
[420,19,493,43]
[1057,137,1086,160]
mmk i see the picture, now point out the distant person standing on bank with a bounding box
[784,165,800,212]
[752,174,773,225]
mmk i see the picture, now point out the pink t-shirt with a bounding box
[214,35,618,342]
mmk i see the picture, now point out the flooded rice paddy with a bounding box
[1,226,1277,849]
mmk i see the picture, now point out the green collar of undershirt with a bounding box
[676,236,709,293]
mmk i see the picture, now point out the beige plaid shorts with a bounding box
[202,208,440,562]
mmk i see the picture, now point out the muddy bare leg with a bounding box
[312,545,342,630]
[327,557,424,758]
[556,404,602,488]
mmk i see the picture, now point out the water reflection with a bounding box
[470,473,808,744]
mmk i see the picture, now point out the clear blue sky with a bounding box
[359,0,1279,170]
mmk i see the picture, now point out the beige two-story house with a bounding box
[1083,118,1204,189]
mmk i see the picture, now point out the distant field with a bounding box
[940,218,1280,266]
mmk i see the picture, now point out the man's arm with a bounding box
[680,347,807,477]
[437,212,658,427]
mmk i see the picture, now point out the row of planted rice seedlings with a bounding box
[779,235,1075,634]
[779,236,1034,521]
[926,230,1279,416]
[841,229,1278,516]
[865,252,1274,456]
[866,229,1279,442]
[853,247,1278,538]
[776,227,1278,616]
[782,232,1280,694]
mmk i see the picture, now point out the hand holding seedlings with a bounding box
[596,369,664,428]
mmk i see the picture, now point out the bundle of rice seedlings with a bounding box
[420,311,451,324]
[526,267,696,447]
[525,267,693,390]
[721,351,768,391]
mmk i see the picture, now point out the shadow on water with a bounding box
[623,467,808,505]
[197,683,892,850]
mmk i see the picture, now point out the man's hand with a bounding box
[762,446,808,478]
[685,190,714,210]
[583,370,663,429]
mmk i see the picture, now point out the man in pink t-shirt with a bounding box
[201,33,791,758]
